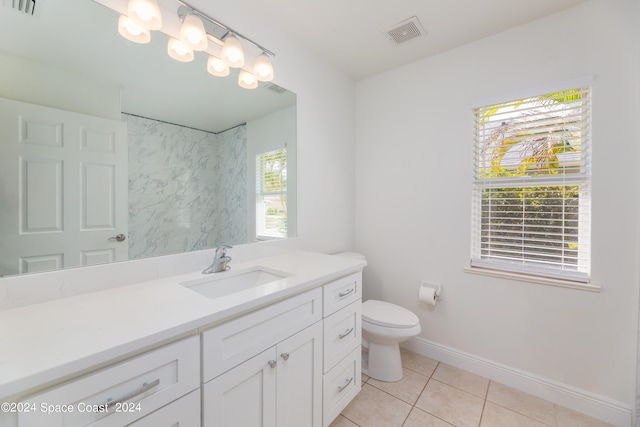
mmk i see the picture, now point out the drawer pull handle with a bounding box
[268,360,277,368]
[339,288,355,298]
[338,328,354,339]
[337,377,354,392]
[106,378,160,406]
[281,352,290,361]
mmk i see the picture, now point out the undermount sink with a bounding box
[180,266,291,299]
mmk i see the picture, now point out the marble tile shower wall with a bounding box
[124,114,248,260]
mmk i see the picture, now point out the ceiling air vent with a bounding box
[4,0,37,14]
[384,16,426,45]
[264,83,287,94]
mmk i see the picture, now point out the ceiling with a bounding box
[0,0,590,132]
[188,0,590,80]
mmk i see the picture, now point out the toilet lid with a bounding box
[362,300,420,328]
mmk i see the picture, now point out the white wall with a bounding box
[355,0,639,420]
[0,51,121,120]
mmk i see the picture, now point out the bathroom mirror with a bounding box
[0,0,297,277]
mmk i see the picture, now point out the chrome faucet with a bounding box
[203,245,233,274]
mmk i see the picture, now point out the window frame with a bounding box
[469,85,593,287]
[255,147,288,240]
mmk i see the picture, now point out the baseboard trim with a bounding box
[402,337,632,427]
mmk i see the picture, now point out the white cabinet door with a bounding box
[203,348,277,427]
[203,322,323,427]
[0,97,128,276]
[276,321,323,427]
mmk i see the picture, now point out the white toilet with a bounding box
[334,252,421,382]
[362,300,421,382]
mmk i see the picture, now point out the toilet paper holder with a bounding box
[420,281,442,300]
[418,280,442,306]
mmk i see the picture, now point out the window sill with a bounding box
[464,266,600,292]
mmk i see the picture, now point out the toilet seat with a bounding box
[362,300,420,328]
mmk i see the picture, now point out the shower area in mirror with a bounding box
[125,113,248,260]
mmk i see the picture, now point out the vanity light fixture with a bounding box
[207,55,230,77]
[127,0,162,31]
[173,0,276,88]
[118,14,151,44]
[114,0,276,89]
[167,37,194,62]
[179,13,208,51]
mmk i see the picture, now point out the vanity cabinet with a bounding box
[202,288,323,427]
[203,322,323,427]
[201,272,363,427]
[14,335,200,427]
[0,258,365,427]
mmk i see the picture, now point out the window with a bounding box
[471,87,592,283]
[256,148,287,239]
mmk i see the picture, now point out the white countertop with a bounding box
[0,251,365,400]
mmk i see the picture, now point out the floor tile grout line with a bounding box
[364,359,495,427]
[339,352,611,427]
[478,387,488,427]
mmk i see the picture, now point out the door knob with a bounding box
[109,234,126,242]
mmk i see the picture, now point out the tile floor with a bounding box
[330,348,614,427]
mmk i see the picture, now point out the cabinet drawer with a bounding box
[18,335,199,427]
[126,389,200,427]
[322,347,361,427]
[323,301,361,373]
[202,287,322,382]
[323,273,361,317]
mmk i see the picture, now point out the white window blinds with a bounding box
[471,87,592,282]
[256,148,287,239]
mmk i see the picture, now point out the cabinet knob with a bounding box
[280,352,290,361]
[268,360,277,369]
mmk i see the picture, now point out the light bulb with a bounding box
[207,55,230,77]
[221,34,244,68]
[253,52,274,82]
[127,0,162,30]
[167,37,194,62]
[118,14,150,44]
[180,13,208,51]
[238,70,258,89]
